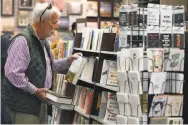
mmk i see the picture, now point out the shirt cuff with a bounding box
[26,83,38,95]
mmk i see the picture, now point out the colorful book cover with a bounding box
[100,2,112,17]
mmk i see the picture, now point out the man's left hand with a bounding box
[67,53,80,64]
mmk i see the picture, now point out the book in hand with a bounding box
[65,56,87,85]
[46,90,72,104]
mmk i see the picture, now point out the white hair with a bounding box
[32,3,61,24]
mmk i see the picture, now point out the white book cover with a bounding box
[128,71,143,94]
[83,28,92,49]
[149,72,167,94]
[127,117,140,125]
[66,56,87,85]
[104,92,119,124]
[128,94,142,117]
[147,3,160,26]
[149,95,168,117]
[129,48,144,71]
[166,49,184,71]
[106,61,118,86]
[81,57,95,81]
[117,71,129,93]
[147,48,164,72]
[120,49,130,71]
[160,5,173,27]
[100,59,109,84]
[117,93,130,116]
[92,29,100,50]
[165,95,183,117]
[97,29,104,50]
[116,115,128,124]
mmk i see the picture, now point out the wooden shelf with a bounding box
[48,100,74,110]
[74,106,90,118]
[90,115,107,124]
[95,83,118,92]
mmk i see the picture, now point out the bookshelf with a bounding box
[74,106,90,118]
[48,100,74,110]
[90,115,107,124]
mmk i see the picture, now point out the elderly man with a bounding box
[2,3,77,124]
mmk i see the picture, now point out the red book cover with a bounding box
[84,89,94,114]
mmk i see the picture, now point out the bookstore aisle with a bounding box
[1,0,188,125]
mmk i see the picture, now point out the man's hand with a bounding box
[36,88,47,103]
[67,53,81,64]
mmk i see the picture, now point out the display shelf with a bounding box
[90,115,107,124]
[95,83,118,92]
[101,51,117,55]
[74,47,100,53]
[48,100,74,110]
[79,77,95,85]
[74,106,90,118]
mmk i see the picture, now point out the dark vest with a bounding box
[1,25,52,116]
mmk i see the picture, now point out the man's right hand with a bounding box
[36,88,47,103]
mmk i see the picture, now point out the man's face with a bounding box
[42,12,59,38]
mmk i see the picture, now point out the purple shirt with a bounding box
[4,36,70,95]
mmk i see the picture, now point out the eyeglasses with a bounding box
[40,4,52,22]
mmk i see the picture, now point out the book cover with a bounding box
[149,95,168,117]
[127,117,140,124]
[119,49,130,71]
[65,56,87,85]
[116,93,129,116]
[100,59,109,84]
[116,115,127,124]
[148,33,160,48]
[149,72,167,94]
[117,71,129,93]
[79,87,87,109]
[84,89,94,114]
[119,5,128,27]
[128,71,143,94]
[165,95,183,116]
[129,48,144,71]
[100,2,112,17]
[98,91,108,118]
[128,94,142,117]
[87,1,98,17]
[100,21,112,29]
[147,48,164,72]
[104,92,119,123]
[166,49,184,71]
[113,0,123,18]
[67,2,82,15]
[173,34,185,48]
[106,61,118,86]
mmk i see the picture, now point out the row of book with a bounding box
[50,39,74,59]
[73,86,94,115]
[80,27,116,51]
[117,48,184,72]
[72,112,89,124]
[50,106,74,124]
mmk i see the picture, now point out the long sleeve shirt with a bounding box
[4,36,70,95]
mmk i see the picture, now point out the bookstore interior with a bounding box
[1,0,188,124]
